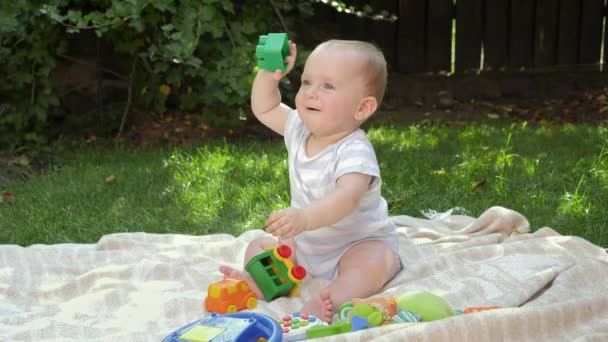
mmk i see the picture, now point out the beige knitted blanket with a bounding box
[1,206,607,341]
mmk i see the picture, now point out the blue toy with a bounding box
[162,312,282,342]
[256,33,290,72]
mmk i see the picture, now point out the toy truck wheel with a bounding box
[227,305,237,313]
[246,296,257,309]
[291,265,306,280]
[276,245,292,258]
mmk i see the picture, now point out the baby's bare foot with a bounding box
[218,265,264,299]
[301,288,333,323]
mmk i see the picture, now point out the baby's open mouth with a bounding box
[306,107,320,111]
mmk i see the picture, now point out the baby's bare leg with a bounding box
[332,240,399,306]
[302,240,399,319]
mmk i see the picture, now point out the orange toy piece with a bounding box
[463,306,502,314]
[205,278,258,314]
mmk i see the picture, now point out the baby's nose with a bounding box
[304,85,318,98]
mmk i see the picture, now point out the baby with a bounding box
[220,39,400,323]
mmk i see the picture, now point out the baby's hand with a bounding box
[265,207,308,239]
[269,41,297,81]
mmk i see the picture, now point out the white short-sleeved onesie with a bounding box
[284,109,399,281]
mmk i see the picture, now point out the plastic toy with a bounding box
[302,291,455,339]
[463,306,502,314]
[339,297,397,328]
[205,278,257,314]
[256,33,290,72]
[277,312,327,341]
[306,320,352,339]
[245,245,306,302]
[396,291,456,322]
[162,312,282,342]
[391,307,421,323]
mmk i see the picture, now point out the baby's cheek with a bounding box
[294,91,303,107]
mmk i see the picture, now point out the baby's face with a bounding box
[295,46,369,138]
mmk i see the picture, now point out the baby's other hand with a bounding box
[270,41,297,81]
[265,206,307,239]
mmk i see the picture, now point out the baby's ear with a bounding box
[354,96,378,122]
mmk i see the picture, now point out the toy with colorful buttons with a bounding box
[245,245,307,302]
[277,312,326,342]
[306,320,352,339]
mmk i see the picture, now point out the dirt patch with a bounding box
[117,74,607,146]
[56,69,606,148]
[119,110,276,146]
[378,71,608,126]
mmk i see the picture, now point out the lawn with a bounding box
[1,122,607,247]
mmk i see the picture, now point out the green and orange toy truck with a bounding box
[245,245,306,302]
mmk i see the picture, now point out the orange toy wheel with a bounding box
[226,305,237,313]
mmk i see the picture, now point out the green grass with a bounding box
[1,122,607,247]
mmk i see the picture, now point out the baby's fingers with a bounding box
[289,41,297,58]
[266,214,287,233]
[272,225,293,240]
[277,229,294,240]
[270,69,284,81]
[284,42,297,73]
[266,210,283,226]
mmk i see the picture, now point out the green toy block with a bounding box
[256,33,290,72]
[306,320,352,339]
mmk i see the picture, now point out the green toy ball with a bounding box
[396,291,456,322]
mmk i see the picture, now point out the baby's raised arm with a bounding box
[251,41,297,136]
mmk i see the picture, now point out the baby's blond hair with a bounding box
[315,40,388,106]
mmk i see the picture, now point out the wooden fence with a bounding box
[314,0,608,74]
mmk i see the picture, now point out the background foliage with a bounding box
[0,0,313,149]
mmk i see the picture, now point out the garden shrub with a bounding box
[0,0,393,149]
[1,2,63,148]
[1,0,314,148]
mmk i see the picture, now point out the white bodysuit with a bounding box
[284,109,399,280]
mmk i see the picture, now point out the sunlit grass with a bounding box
[164,143,289,232]
[370,122,607,246]
[1,122,607,247]
[558,175,592,217]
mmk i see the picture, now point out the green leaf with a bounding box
[200,5,216,22]
[66,10,83,23]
